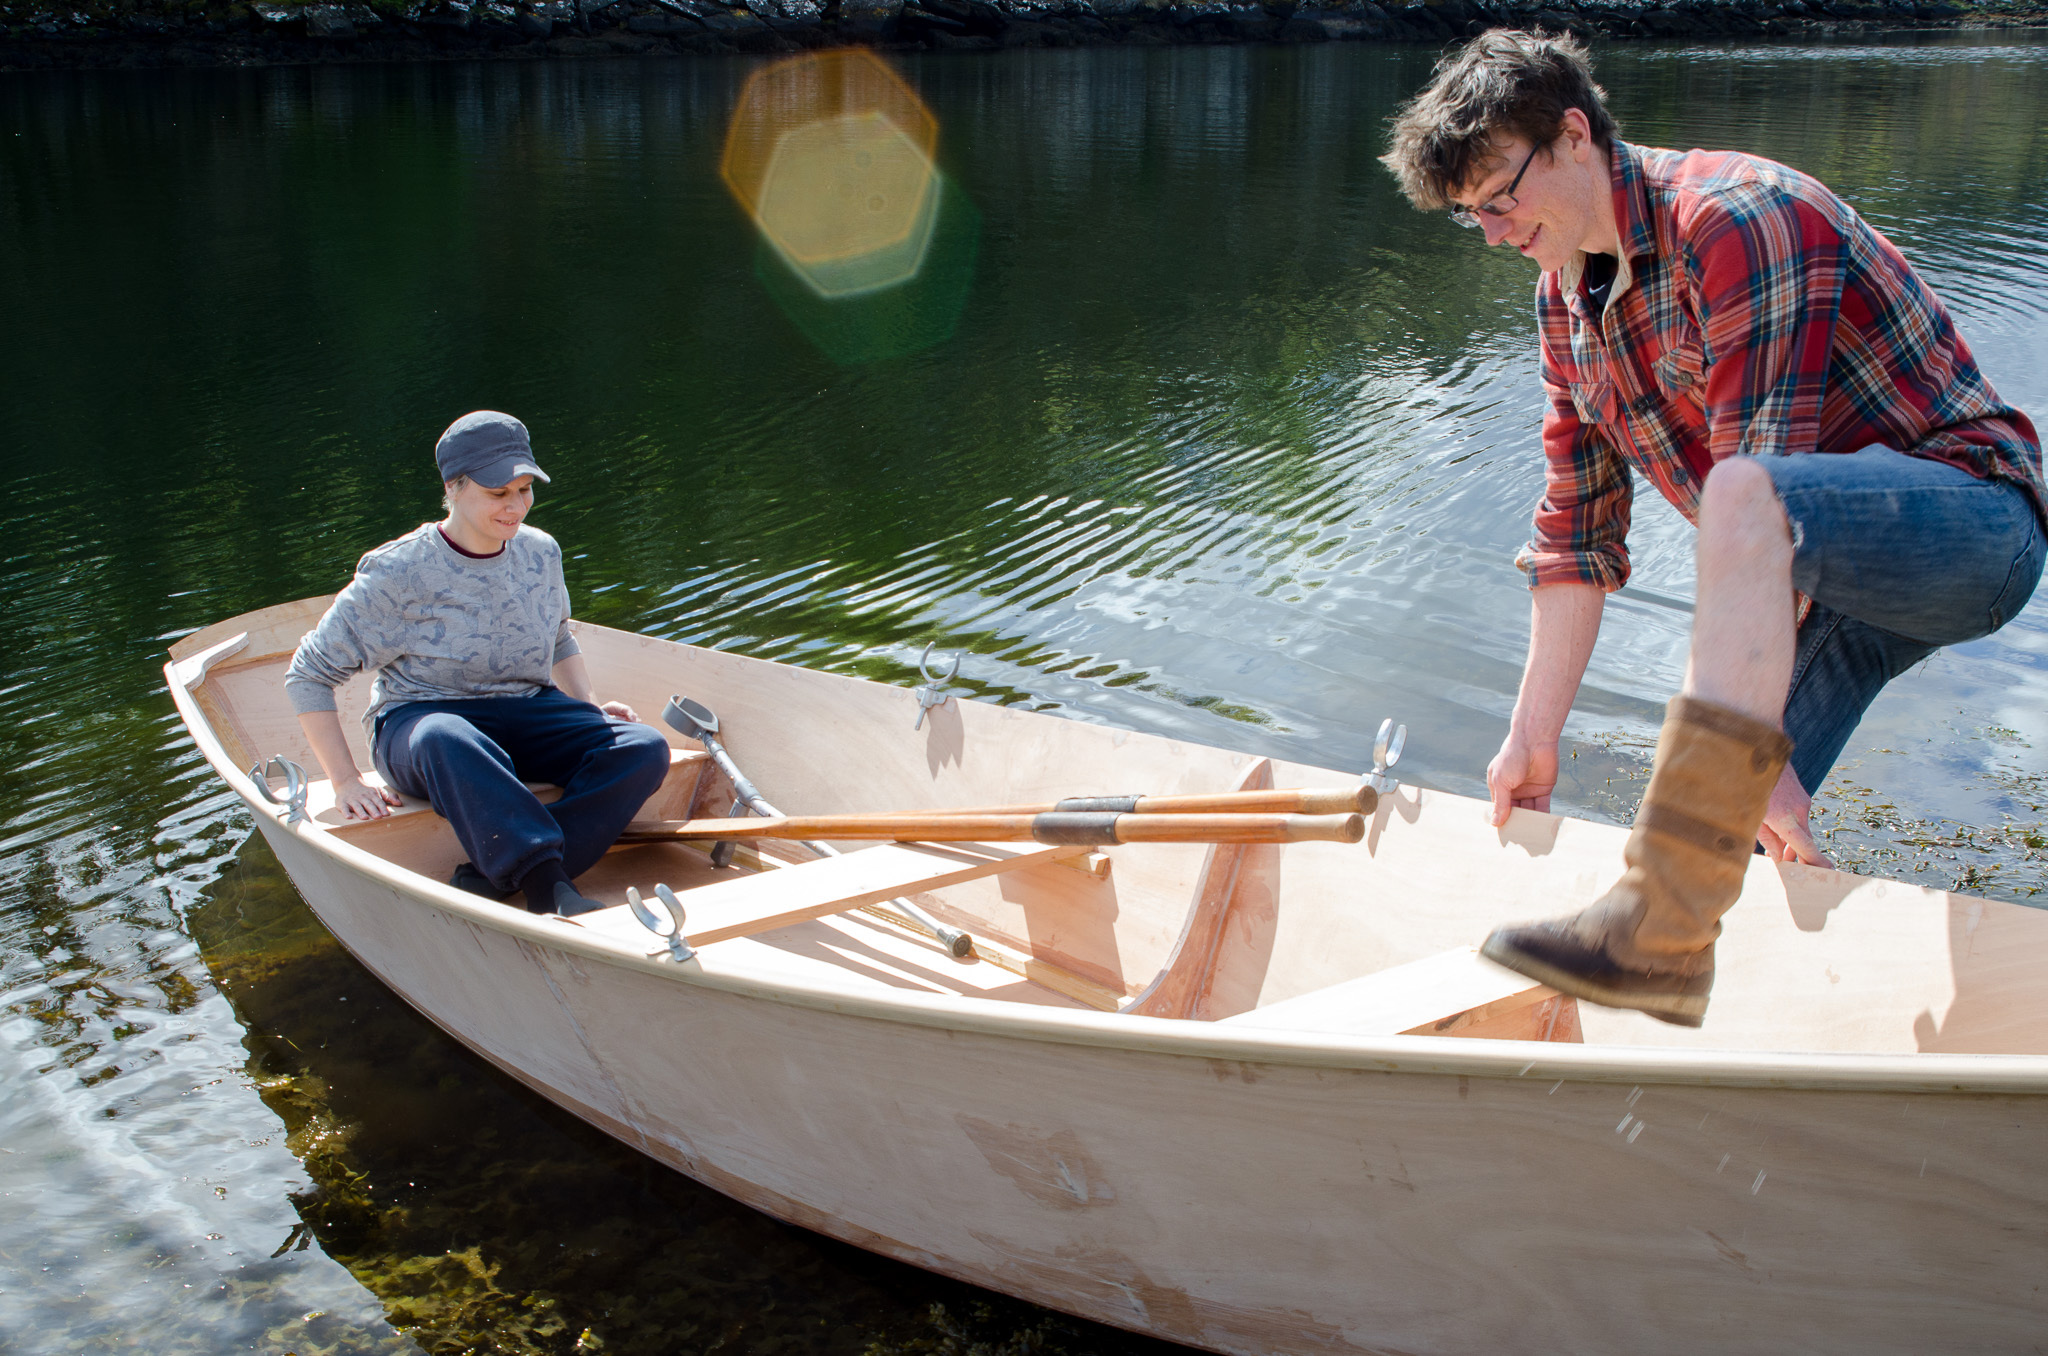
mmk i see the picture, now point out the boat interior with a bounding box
[172,603,2048,1062]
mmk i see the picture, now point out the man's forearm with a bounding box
[1510,583,1605,746]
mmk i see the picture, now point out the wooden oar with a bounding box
[912,785,1378,817]
[619,810,1364,847]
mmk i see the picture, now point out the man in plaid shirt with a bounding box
[1382,32,2045,1026]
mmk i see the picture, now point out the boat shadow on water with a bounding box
[190,835,1188,1356]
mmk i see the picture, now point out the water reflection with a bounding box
[1,35,2044,1353]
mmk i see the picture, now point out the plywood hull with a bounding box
[173,603,2048,1355]
[252,814,2048,1355]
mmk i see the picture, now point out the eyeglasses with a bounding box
[1449,141,1542,228]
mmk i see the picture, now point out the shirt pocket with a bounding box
[1652,324,1706,397]
[1570,378,1617,427]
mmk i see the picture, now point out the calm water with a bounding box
[3,35,2046,1354]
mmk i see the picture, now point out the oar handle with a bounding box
[1089,812,1364,845]
[1129,786,1376,816]
[619,811,1364,846]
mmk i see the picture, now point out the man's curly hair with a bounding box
[1380,30,1619,211]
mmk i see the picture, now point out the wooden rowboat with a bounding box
[167,598,2048,1356]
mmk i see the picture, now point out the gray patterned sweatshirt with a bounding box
[284,523,583,735]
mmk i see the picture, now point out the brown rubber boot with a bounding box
[1481,695,1793,1028]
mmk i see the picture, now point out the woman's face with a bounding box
[446,474,535,544]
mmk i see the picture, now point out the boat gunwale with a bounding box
[164,627,2048,1099]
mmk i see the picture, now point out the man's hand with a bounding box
[334,775,404,821]
[1488,735,1560,827]
[598,700,642,724]
[1756,763,1833,866]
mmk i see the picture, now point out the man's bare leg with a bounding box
[1480,457,1800,1026]
[1685,457,1797,725]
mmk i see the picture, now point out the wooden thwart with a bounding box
[587,839,1088,949]
[1218,947,1582,1042]
[307,747,711,832]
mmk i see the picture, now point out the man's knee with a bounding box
[1698,457,1792,558]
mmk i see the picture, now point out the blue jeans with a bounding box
[1759,447,2045,793]
[373,687,672,891]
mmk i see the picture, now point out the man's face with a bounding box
[1451,115,1606,273]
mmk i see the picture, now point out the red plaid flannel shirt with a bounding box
[1517,140,2046,591]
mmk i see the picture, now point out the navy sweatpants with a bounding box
[373,687,672,892]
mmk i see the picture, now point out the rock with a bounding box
[250,3,301,30]
[1317,12,1383,34]
[1395,2,1454,34]
[1000,18,1071,43]
[1277,12,1332,35]
[472,1,522,34]
[1228,7,1281,38]
[414,1,475,29]
[303,3,358,36]
[627,12,698,30]
[516,9,556,36]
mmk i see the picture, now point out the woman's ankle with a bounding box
[515,858,571,913]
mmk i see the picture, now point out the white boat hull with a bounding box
[175,602,2048,1355]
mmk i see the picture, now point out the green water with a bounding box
[2,36,2045,1354]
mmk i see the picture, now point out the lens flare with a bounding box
[722,51,942,300]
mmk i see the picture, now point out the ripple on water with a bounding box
[1,35,2045,1355]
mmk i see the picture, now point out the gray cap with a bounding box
[434,411,551,487]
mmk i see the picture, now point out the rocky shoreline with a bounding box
[2,0,2044,69]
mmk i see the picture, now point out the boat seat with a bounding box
[306,745,709,830]
[576,839,1090,950]
[1216,947,1582,1043]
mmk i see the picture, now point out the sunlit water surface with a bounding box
[2,35,2045,1354]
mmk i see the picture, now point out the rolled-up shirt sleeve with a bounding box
[1516,300,1635,592]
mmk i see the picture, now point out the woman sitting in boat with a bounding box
[282,410,673,918]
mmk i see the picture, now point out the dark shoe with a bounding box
[546,880,606,918]
[1481,695,1792,1028]
[449,861,510,900]
[1482,912,1712,1028]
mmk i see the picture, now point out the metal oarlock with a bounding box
[1368,718,1407,795]
[627,884,695,963]
[249,755,311,825]
[912,641,961,731]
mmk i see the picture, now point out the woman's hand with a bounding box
[1756,763,1833,867]
[552,654,640,723]
[334,775,405,821]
